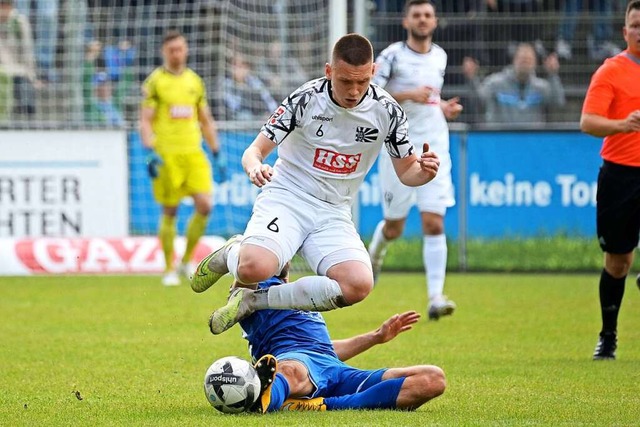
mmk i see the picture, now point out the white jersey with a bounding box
[260,77,414,207]
[373,42,449,154]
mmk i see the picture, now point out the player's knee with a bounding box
[423,222,443,235]
[236,249,280,284]
[416,365,446,400]
[162,206,178,217]
[395,365,446,410]
[605,258,631,278]
[196,204,212,216]
[338,277,373,305]
[383,222,404,240]
[277,362,312,397]
[194,200,212,216]
[236,259,276,284]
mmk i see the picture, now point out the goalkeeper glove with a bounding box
[146,152,163,179]
[212,150,227,180]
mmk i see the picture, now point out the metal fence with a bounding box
[0,1,631,130]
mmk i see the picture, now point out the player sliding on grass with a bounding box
[244,264,445,413]
[191,33,440,334]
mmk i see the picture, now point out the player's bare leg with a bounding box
[368,218,405,283]
[281,364,445,411]
[382,365,446,409]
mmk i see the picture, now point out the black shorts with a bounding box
[596,160,640,254]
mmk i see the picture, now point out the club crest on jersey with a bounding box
[269,106,286,125]
[355,126,379,143]
[313,148,361,174]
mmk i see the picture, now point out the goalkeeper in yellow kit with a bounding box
[140,30,220,286]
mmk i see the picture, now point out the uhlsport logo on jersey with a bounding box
[355,126,379,143]
[313,148,361,174]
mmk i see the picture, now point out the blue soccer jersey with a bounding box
[239,277,338,362]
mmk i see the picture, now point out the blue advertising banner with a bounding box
[128,131,274,236]
[358,131,603,239]
[129,131,603,240]
[465,132,601,238]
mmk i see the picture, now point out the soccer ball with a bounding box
[203,356,261,414]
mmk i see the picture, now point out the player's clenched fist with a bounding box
[248,164,273,187]
[417,142,439,180]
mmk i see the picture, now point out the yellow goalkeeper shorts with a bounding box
[152,151,213,206]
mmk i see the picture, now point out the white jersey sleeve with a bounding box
[261,79,318,144]
[372,46,397,88]
[370,85,413,159]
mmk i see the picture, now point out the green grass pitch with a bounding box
[1,273,638,426]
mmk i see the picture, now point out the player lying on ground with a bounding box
[234,263,446,413]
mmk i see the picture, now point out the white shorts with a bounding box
[379,150,455,219]
[243,186,371,275]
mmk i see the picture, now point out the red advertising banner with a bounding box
[0,236,226,275]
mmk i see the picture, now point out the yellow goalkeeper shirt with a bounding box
[142,67,207,153]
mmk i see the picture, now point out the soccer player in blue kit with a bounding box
[236,264,446,413]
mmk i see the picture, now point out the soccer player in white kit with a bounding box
[191,33,441,334]
[367,0,463,320]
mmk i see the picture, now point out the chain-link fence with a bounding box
[0,0,630,130]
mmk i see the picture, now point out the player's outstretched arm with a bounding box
[242,133,277,188]
[332,311,420,362]
[391,143,439,187]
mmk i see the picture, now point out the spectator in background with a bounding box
[435,0,490,85]
[103,39,135,111]
[83,39,102,123]
[222,54,278,121]
[555,0,621,61]
[14,0,58,82]
[93,71,124,127]
[0,0,41,117]
[463,43,565,124]
[485,0,547,64]
[255,40,308,101]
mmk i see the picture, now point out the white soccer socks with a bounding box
[424,234,447,301]
[255,276,343,311]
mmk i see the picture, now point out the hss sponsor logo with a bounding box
[313,149,361,174]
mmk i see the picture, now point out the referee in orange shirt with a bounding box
[580,0,640,360]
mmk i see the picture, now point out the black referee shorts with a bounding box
[596,160,640,254]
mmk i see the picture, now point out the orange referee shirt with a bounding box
[582,51,640,166]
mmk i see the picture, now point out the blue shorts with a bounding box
[276,350,387,398]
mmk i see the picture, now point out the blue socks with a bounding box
[266,373,290,412]
[265,371,405,411]
[324,377,405,410]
